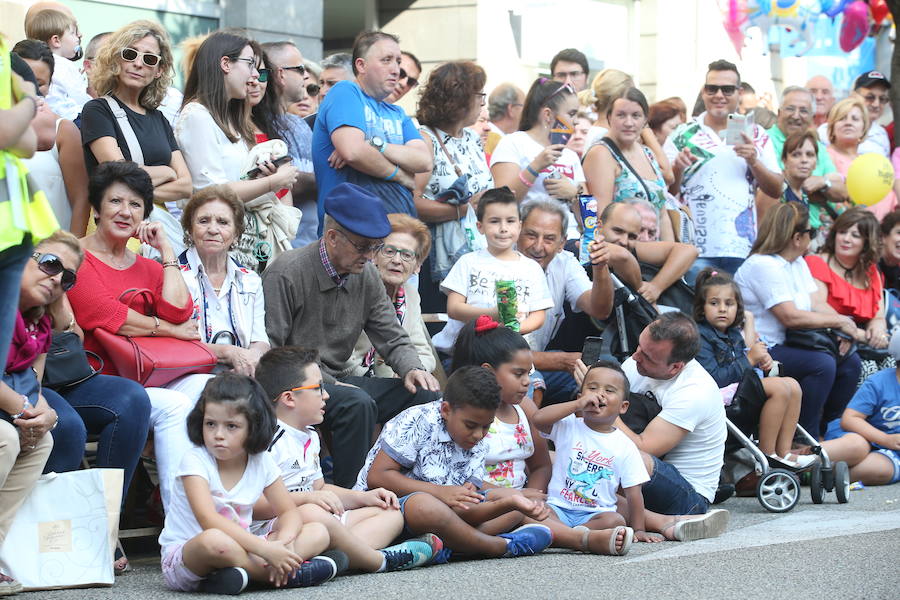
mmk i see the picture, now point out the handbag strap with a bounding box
[429,127,463,177]
[117,288,157,315]
[103,95,144,165]
[601,136,654,203]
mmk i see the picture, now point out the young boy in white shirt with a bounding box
[253,346,440,573]
[432,187,553,353]
[25,8,91,120]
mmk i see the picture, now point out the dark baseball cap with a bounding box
[854,70,891,90]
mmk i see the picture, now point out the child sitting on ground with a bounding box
[693,268,816,469]
[354,366,554,560]
[534,361,731,543]
[25,8,91,120]
[432,186,553,354]
[251,346,441,573]
[821,330,900,486]
[157,373,336,595]
[450,315,631,554]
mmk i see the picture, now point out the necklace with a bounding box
[831,254,857,282]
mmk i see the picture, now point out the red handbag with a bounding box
[93,288,216,387]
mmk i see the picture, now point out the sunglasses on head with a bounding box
[399,68,418,88]
[120,47,161,67]
[703,84,738,97]
[32,252,77,291]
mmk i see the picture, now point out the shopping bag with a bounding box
[0,468,123,590]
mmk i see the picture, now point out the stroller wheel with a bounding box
[834,461,851,504]
[809,463,825,504]
[756,469,801,513]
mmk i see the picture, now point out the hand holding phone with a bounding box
[581,336,604,366]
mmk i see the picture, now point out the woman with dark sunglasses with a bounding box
[3,229,151,574]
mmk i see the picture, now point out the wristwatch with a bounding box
[369,136,386,153]
[822,178,833,191]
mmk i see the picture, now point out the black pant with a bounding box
[323,376,439,487]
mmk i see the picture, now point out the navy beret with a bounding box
[324,182,391,239]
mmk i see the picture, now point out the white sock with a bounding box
[376,553,387,573]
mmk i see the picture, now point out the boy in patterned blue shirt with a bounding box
[355,366,554,559]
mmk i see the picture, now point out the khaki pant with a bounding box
[0,421,52,543]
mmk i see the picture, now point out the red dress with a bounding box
[804,254,883,324]
[67,251,194,376]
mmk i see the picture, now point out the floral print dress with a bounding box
[483,404,535,489]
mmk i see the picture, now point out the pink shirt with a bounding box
[5,312,52,373]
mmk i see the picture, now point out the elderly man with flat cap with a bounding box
[263,182,441,487]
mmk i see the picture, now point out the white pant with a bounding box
[147,373,213,510]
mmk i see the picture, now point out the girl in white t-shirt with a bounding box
[158,373,335,594]
[450,317,631,555]
[491,78,585,239]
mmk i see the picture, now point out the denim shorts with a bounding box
[548,504,603,527]
[395,492,425,539]
[641,455,710,515]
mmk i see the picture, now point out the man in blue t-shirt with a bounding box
[823,332,900,486]
[312,30,431,235]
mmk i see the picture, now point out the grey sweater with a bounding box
[262,242,423,381]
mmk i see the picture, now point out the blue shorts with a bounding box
[874,449,900,484]
[641,455,710,515]
[395,492,424,539]
[549,504,604,527]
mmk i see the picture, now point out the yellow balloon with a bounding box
[846,153,894,207]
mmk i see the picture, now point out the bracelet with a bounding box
[162,260,179,269]
[518,171,534,187]
[11,395,29,420]
[151,315,160,336]
[525,165,540,178]
[384,165,399,181]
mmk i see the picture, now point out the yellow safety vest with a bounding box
[0,38,59,252]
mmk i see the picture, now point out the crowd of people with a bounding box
[2,2,900,595]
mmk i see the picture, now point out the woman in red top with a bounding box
[67,161,211,513]
[805,207,888,349]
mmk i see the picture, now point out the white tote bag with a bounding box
[0,469,123,590]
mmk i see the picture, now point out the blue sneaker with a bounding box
[380,533,442,571]
[430,547,453,565]
[284,556,337,587]
[198,567,248,595]
[498,524,553,557]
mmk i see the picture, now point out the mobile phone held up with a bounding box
[550,116,574,146]
[724,113,746,146]
[581,336,604,366]
[244,154,293,179]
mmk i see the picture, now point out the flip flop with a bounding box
[672,509,730,542]
[114,544,131,575]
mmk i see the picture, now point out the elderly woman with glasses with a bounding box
[338,214,435,378]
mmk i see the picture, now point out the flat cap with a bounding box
[324,182,391,239]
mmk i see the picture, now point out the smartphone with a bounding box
[550,117,574,146]
[581,336,604,366]
[244,154,293,179]
[724,113,746,146]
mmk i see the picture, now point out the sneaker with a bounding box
[429,547,453,565]
[198,567,248,595]
[380,533,443,571]
[498,524,553,557]
[0,571,22,596]
[672,509,730,542]
[284,556,337,587]
[320,549,350,575]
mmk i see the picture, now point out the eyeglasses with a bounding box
[553,69,584,81]
[380,244,417,263]
[290,382,324,397]
[474,92,486,106]
[232,57,259,72]
[257,68,270,83]
[282,64,306,75]
[782,105,811,117]
[399,68,419,88]
[306,83,320,97]
[796,227,816,238]
[31,252,77,291]
[703,84,738,97]
[862,93,890,105]
[120,47,161,67]
[335,229,384,255]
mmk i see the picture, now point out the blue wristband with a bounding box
[525,165,540,178]
[384,165,399,181]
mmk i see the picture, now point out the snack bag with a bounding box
[579,195,598,266]
[495,280,520,332]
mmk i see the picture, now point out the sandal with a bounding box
[114,543,131,575]
[574,525,633,556]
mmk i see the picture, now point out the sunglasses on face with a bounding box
[862,93,890,105]
[703,84,738,97]
[32,252,77,291]
[306,83,320,97]
[120,47,161,67]
[257,68,270,83]
[399,68,418,88]
[283,64,306,76]
[796,227,816,238]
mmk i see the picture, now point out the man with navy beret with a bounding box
[263,182,441,487]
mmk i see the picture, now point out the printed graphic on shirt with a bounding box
[558,443,616,508]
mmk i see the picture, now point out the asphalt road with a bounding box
[35,483,900,600]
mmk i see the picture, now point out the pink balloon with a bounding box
[839,1,870,52]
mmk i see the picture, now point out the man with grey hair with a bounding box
[488,82,525,136]
[806,74,835,128]
[81,31,109,98]
[304,52,353,130]
[262,41,319,245]
[517,197,613,405]
[767,85,846,206]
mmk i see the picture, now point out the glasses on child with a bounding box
[380,245,417,263]
[290,382,324,396]
[31,252,77,291]
[120,47,161,67]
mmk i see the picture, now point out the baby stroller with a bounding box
[602,277,851,513]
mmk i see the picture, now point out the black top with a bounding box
[879,258,900,292]
[80,95,178,174]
